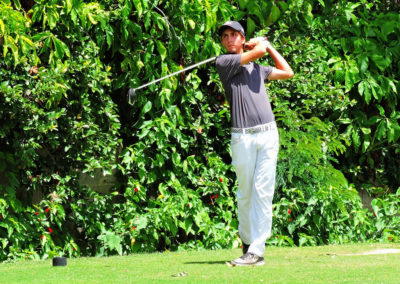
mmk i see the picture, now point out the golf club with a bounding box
[127,56,217,105]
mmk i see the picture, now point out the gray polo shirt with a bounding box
[216,54,274,128]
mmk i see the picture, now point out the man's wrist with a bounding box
[255,37,271,51]
[265,41,272,51]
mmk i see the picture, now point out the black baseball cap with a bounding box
[218,21,245,37]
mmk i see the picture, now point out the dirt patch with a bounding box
[326,249,400,256]
[345,249,400,256]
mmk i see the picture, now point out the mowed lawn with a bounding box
[1,243,399,283]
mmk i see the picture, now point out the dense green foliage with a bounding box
[0,0,399,261]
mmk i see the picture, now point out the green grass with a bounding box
[1,243,399,283]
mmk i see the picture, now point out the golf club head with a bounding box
[127,88,136,105]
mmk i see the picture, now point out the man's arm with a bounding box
[241,38,268,65]
[242,38,294,80]
[266,44,294,80]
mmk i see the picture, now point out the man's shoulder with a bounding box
[216,53,241,66]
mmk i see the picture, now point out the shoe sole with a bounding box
[231,259,265,266]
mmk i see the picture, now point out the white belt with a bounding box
[231,121,277,134]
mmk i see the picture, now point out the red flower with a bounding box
[41,235,45,239]
[373,212,376,217]
[45,208,50,213]
[38,218,41,222]
[288,208,292,214]
[211,195,219,200]
[289,218,293,222]
[134,187,139,193]
[34,212,39,215]
[276,236,279,238]
[48,227,53,234]
[389,237,392,241]
[73,247,76,251]
[130,226,137,231]
[0,215,2,220]
[219,178,223,183]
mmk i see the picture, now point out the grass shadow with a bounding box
[184,261,228,265]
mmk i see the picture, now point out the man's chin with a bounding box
[227,49,239,54]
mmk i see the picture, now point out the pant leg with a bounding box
[248,128,279,257]
[230,133,257,245]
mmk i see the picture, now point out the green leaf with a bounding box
[132,0,143,18]
[21,36,35,48]
[358,80,365,96]
[366,116,381,126]
[87,13,98,25]
[360,127,371,135]
[352,129,361,149]
[188,19,196,30]
[303,2,313,25]
[47,10,59,29]
[135,215,148,230]
[345,69,356,92]
[375,121,386,140]
[156,40,167,61]
[172,152,181,165]
[142,101,152,114]
[66,0,73,13]
[0,19,5,34]
[371,54,390,71]
[13,0,21,10]
[278,1,288,11]
[376,105,385,116]
[327,57,341,65]
[52,37,65,59]
[32,32,53,42]
[381,21,395,37]
[358,54,369,73]
[387,120,395,143]
[247,17,256,36]
[271,5,281,22]
[358,80,371,103]
[238,0,249,9]
[344,60,359,92]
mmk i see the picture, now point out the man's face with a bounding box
[221,28,245,54]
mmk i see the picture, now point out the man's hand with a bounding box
[244,37,270,51]
[241,37,269,65]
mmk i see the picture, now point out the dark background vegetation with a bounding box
[0,0,399,261]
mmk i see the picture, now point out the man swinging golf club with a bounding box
[215,21,294,266]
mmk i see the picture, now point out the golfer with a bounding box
[216,21,294,266]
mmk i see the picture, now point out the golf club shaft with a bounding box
[131,56,217,92]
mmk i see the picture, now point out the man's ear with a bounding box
[241,34,246,44]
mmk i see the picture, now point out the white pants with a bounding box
[230,122,279,257]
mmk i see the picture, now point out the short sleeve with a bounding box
[261,65,273,81]
[215,54,242,83]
